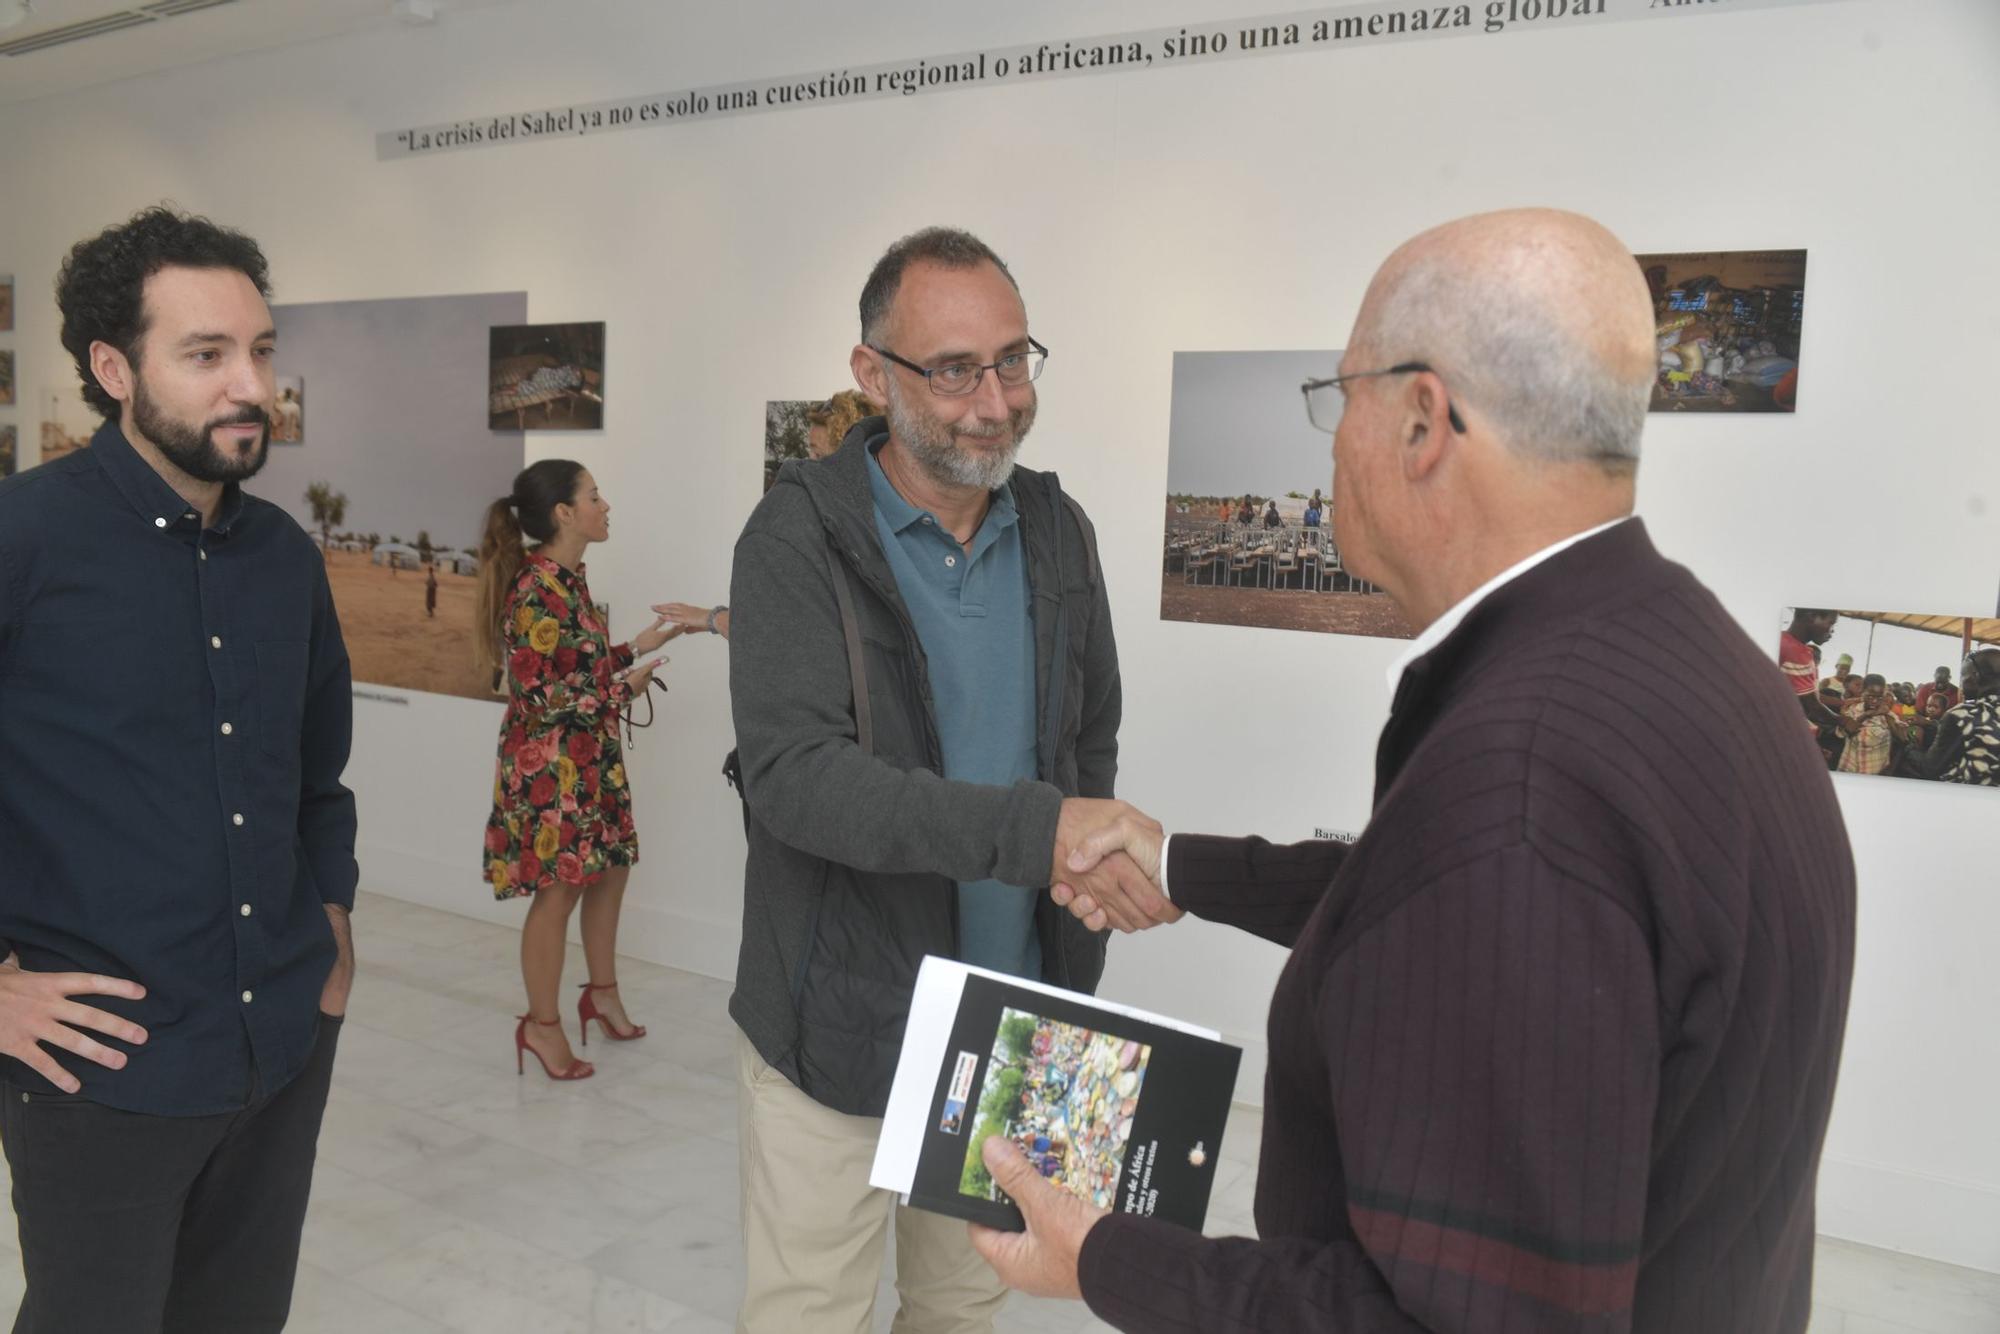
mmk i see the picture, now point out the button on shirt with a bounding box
[866,444,1042,978]
[0,421,358,1115]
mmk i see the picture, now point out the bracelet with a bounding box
[707,605,727,634]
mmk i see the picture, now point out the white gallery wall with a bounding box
[2,0,1996,1273]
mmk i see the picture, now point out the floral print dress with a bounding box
[483,552,639,899]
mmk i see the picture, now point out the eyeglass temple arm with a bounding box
[1300,368,1465,434]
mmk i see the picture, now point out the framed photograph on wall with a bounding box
[0,425,16,478]
[38,419,89,464]
[255,289,529,702]
[1159,349,1412,640]
[766,399,813,492]
[489,322,604,430]
[1778,606,1997,787]
[1637,249,1806,412]
[272,375,304,443]
[0,349,14,407]
[765,391,875,491]
[0,273,13,332]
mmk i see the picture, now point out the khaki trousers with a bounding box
[736,1032,1009,1334]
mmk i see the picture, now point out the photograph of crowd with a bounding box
[960,1009,1151,1211]
[489,321,605,430]
[1160,350,1412,639]
[1637,249,1805,413]
[1779,607,2000,787]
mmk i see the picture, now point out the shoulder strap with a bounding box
[824,542,873,758]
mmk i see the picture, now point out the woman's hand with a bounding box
[631,613,685,657]
[621,657,667,693]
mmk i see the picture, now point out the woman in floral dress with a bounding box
[474,460,679,1080]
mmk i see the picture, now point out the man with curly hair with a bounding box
[0,205,357,1333]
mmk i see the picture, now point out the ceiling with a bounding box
[1839,612,2000,652]
[0,0,521,106]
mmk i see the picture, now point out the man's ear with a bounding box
[850,345,889,409]
[89,339,136,407]
[1400,375,1453,482]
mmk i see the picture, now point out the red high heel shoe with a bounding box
[578,981,647,1044]
[515,1014,594,1080]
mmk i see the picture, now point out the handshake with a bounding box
[1047,799,1181,934]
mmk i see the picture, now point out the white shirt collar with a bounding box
[1384,517,1630,692]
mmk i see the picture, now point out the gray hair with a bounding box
[859,227,1017,344]
[1366,250,1652,472]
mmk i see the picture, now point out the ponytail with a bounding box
[473,497,526,678]
[473,459,586,679]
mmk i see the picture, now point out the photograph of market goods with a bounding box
[959,1009,1151,1211]
[1638,248,1806,412]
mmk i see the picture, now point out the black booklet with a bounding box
[870,957,1242,1233]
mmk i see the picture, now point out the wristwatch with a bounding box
[706,605,727,634]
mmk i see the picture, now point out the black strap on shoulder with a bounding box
[824,542,873,758]
[722,522,875,805]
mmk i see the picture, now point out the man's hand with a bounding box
[650,601,717,633]
[968,1136,1108,1301]
[631,613,687,657]
[1051,799,1179,933]
[0,960,147,1093]
[319,905,355,1017]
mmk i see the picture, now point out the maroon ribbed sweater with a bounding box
[1079,520,1855,1333]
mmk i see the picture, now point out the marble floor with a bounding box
[1,890,1996,1333]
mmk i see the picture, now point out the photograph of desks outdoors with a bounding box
[1159,349,1413,639]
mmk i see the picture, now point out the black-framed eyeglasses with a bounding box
[1300,361,1466,435]
[868,338,1048,397]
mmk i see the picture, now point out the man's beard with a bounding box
[884,376,1034,493]
[133,376,270,485]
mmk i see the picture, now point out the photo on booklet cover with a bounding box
[959,1008,1152,1210]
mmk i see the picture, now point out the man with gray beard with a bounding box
[725,227,1146,1333]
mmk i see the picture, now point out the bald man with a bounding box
[974,210,1857,1333]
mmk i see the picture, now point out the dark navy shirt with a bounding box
[0,421,357,1115]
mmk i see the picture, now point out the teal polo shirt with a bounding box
[866,442,1042,979]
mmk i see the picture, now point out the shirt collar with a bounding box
[865,437,1018,537]
[1385,516,1630,692]
[526,549,585,582]
[89,418,248,535]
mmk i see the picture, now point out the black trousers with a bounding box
[0,1014,341,1334]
